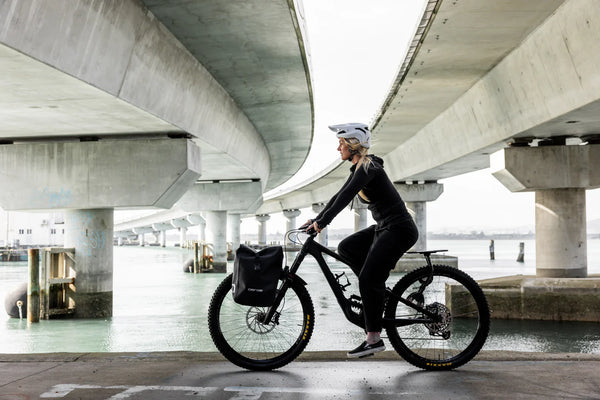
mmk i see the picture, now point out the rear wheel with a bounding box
[385,265,490,370]
[208,274,314,370]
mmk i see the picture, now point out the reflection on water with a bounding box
[0,241,598,354]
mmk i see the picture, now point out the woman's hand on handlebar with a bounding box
[299,219,322,234]
[299,219,313,230]
[310,221,322,233]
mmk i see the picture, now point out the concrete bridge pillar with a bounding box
[64,209,113,318]
[283,209,301,245]
[133,227,153,247]
[228,213,241,255]
[176,182,262,250]
[206,211,227,272]
[351,199,369,232]
[535,188,587,277]
[312,203,328,247]
[179,227,187,248]
[171,217,193,248]
[256,214,270,245]
[198,222,206,242]
[152,223,173,247]
[492,143,600,278]
[187,214,206,243]
[394,182,444,251]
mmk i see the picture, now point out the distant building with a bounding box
[0,210,64,247]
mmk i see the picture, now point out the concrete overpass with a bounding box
[258,0,600,274]
[0,0,313,317]
[118,0,600,266]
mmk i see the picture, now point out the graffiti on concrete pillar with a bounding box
[29,188,73,208]
[70,211,107,257]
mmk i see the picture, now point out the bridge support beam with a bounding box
[394,182,443,251]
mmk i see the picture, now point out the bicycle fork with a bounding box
[258,246,310,326]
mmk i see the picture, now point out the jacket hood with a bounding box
[369,155,384,167]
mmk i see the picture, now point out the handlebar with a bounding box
[304,226,318,236]
[297,221,318,236]
[288,227,318,238]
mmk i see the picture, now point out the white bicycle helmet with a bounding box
[328,123,371,149]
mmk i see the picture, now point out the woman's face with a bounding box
[337,138,352,161]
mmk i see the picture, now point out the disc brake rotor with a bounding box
[245,308,277,334]
[424,302,452,339]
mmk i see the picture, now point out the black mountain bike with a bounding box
[208,229,490,371]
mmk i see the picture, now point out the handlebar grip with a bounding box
[305,226,317,236]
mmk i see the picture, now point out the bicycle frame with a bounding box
[262,232,439,329]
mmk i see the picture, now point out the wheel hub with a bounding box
[245,308,277,334]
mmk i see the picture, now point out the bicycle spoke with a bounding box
[385,265,489,370]
[208,274,314,369]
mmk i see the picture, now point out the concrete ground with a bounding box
[0,351,598,399]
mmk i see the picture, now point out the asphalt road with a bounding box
[0,351,598,399]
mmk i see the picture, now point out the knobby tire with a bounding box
[208,274,314,371]
[385,264,490,370]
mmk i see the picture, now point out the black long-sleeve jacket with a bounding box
[314,155,412,229]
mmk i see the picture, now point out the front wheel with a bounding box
[208,274,314,370]
[384,265,490,370]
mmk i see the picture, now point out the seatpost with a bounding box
[424,254,433,268]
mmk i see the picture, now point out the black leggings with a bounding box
[338,220,418,332]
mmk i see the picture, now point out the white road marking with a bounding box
[40,384,218,399]
[40,383,418,399]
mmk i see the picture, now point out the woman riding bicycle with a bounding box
[305,123,419,358]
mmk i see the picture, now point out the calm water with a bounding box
[0,239,599,354]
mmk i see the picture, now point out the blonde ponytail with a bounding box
[345,138,371,171]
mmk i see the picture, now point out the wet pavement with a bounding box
[0,351,598,399]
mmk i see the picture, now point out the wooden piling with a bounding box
[27,248,40,323]
[517,242,525,262]
[489,240,495,260]
[193,242,199,273]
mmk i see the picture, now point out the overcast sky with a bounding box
[247,0,600,235]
